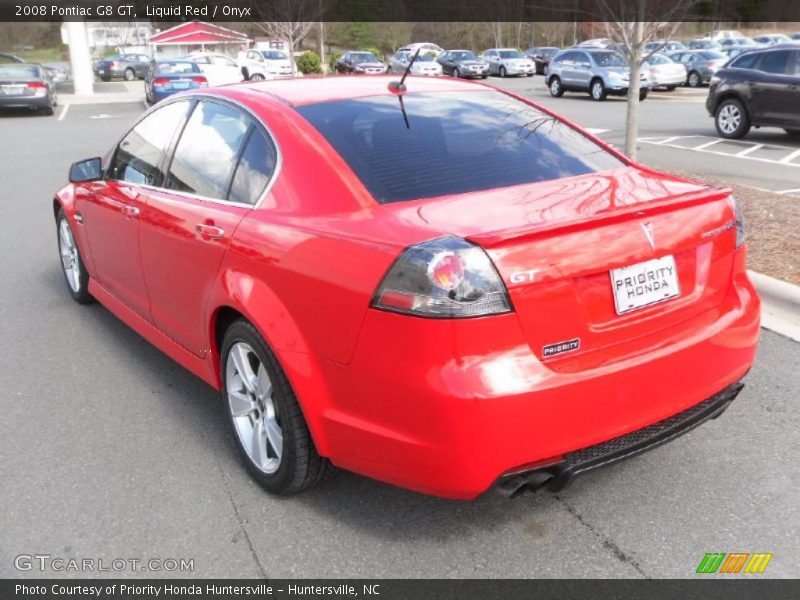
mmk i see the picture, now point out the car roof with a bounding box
[227,75,486,107]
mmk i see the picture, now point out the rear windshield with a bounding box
[157,62,199,74]
[297,90,624,204]
[0,65,40,79]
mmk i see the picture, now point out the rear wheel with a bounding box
[687,71,701,87]
[56,208,93,304]
[221,319,334,495]
[590,79,607,101]
[249,73,265,81]
[715,98,750,139]
[549,76,564,97]
[499,66,507,78]
[100,75,111,82]
[453,67,460,78]
[124,68,135,81]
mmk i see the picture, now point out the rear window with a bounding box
[0,65,40,79]
[297,90,624,204]
[157,62,199,74]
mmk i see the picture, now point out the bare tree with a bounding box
[251,0,328,75]
[598,0,702,159]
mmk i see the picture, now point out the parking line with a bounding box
[57,104,69,121]
[735,144,764,157]
[692,139,725,150]
[779,148,800,164]
[775,187,800,194]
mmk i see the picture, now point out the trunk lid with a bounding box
[415,167,737,365]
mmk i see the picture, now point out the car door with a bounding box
[485,50,499,74]
[558,51,580,87]
[571,51,593,89]
[138,99,276,355]
[749,50,795,124]
[78,101,191,318]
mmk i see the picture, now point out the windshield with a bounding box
[351,53,378,64]
[451,51,478,61]
[590,52,627,67]
[700,51,726,60]
[296,90,623,204]
[498,50,523,59]
[416,54,436,62]
[261,51,288,60]
[0,65,40,79]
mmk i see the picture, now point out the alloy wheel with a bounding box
[550,79,560,94]
[718,104,741,135]
[592,82,603,99]
[226,342,283,474]
[58,218,81,293]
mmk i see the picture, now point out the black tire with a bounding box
[100,75,111,82]
[687,71,701,88]
[590,78,607,101]
[42,101,55,116]
[549,76,564,97]
[453,67,460,78]
[123,68,135,81]
[56,208,93,304]
[714,98,750,139]
[526,72,534,77]
[499,66,507,78]
[639,88,649,101]
[221,319,334,495]
[784,128,800,136]
[249,73,265,81]
[481,74,488,79]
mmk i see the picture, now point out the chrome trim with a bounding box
[105,92,283,211]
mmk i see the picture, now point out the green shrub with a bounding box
[329,51,342,71]
[296,51,322,74]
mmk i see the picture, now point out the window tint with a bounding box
[107,101,189,186]
[731,52,759,69]
[229,130,278,205]
[297,91,624,204]
[758,51,791,74]
[165,101,249,199]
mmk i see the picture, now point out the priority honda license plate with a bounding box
[610,255,680,315]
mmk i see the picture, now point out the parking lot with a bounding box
[1,77,799,578]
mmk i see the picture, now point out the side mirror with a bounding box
[69,157,103,183]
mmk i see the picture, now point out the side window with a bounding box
[758,51,791,75]
[229,129,279,205]
[107,101,190,186]
[731,53,758,70]
[165,101,249,199]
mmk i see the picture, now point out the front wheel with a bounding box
[687,71,701,88]
[56,208,93,304]
[499,66,507,78]
[124,68,135,81]
[549,76,564,97]
[590,79,607,101]
[715,98,750,139]
[453,68,460,78]
[249,73,265,81]
[221,320,334,495]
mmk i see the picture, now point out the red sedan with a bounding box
[54,76,759,499]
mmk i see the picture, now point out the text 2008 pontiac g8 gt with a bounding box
[54,76,759,499]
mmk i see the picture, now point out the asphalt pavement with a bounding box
[0,88,798,579]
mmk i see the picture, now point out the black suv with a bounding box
[706,45,800,139]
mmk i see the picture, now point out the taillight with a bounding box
[728,196,745,248]
[152,77,169,87]
[26,82,46,89]
[371,237,512,318]
[191,76,208,86]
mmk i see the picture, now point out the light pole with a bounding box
[65,20,94,95]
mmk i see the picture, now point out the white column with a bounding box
[65,21,94,95]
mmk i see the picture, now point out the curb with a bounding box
[748,270,800,343]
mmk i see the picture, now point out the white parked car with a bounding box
[245,49,297,80]
[185,52,242,86]
[397,42,444,57]
[481,48,535,77]
[644,53,687,90]
[389,50,443,75]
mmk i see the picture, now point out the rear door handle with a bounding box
[195,223,225,239]
[121,205,140,217]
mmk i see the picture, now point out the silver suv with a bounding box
[545,49,650,101]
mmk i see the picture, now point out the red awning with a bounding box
[149,21,250,46]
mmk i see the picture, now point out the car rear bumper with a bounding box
[0,95,50,108]
[314,250,760,499]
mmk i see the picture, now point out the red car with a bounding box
[54,76,759,499]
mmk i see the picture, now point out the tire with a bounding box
[639,88,649,101]
[549,76,564,97]
[714,98,750,139]
[665,85,677,91]
[526,73,534,77]
[481,74,488,79]
[784,128,800,136]
[42,103,54,116]
[123,68,135,81]
[221,319,334,495]
[453,67,460,78]
[100,75,111,82]
[249,73,265,81]
[56,208,93,304]
[687,71,701,88]
[590,78,607,101]
[499,66,507,78]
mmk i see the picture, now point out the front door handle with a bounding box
[196,223,225,239]
[121,205,140,217]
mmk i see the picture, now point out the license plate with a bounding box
[610,255,680,315]
[1,84,25,95]
[171,80,190,89]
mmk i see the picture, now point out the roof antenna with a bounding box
[388,47,421,95]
